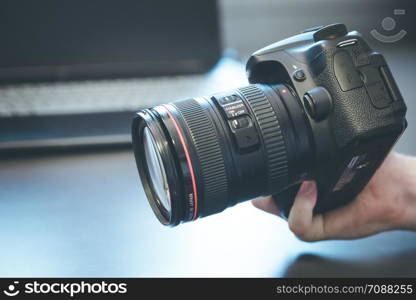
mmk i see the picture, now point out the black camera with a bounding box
[132,24,407,226]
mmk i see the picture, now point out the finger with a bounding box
[313,195,386,240]
[252,196,281,216]
[289,184,379,241]
[288,181,323,241]
[316,203,363,239]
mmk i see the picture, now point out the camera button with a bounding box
[337,39,358,48]
[228,115,259,151]
[293,69,306,82]
[217,95,239,105]
[230,116,251,130]
[303,87,332,121]
[334,51,363,91]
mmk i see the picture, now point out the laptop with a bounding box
[0,0,245,152]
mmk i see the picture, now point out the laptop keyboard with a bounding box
[0,58,247,117]
[0,75,215,117]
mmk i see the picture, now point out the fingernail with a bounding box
[298,181,314,195]
[298,181,317,205]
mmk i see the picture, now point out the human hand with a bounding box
[252,152,416,241]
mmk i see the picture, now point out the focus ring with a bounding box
[173,99,228,216]
[238,85,289,191]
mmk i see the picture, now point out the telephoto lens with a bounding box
[132,84,312,226]
[133,24,407,226]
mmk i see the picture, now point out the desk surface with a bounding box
[0,50,415,277]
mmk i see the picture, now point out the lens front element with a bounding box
[143,127,171,217]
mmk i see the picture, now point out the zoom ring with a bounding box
[173,99,228,216]
[238,85,289,191]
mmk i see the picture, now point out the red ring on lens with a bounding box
[161,105,198,220]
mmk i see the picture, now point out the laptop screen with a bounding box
[0,0,221,83]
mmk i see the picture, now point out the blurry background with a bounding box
[0,0,415,277]
[220,0,416,59]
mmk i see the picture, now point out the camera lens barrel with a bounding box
[172,98,229,217]
[133,83,313,226]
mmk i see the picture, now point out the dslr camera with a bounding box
[132,24,407,226]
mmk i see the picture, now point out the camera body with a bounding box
[132,23,408,226]
[246,24,407,216]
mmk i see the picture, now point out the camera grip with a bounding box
[272,183,302,219]
[273,181,355,219]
